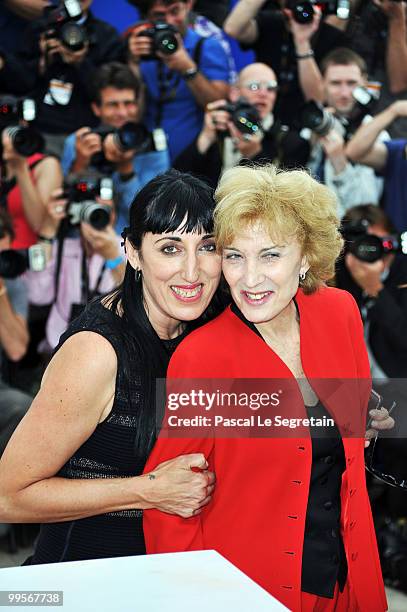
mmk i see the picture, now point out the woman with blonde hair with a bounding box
[144,165,387,611]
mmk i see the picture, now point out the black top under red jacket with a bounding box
[17,12,124,135]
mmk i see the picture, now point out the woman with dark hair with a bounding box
[0,169,221,563]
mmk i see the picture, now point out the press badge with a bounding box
[152,128,168,151]
[43,79,73,106]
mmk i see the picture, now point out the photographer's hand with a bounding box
[81,222,125,285]
[103,134,136,171]
[157,34,195,73]
[373,0,405,19]
[72,127,103,174]
[40,188,68,239]
[197,100,230,154]
[319,129,348,174]
[345,253,385,297]
[285,6,324,103]
[58,42,89,66]
[228,122,262,158]
[127,24,154,63]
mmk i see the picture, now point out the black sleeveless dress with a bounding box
[25,301,185,564]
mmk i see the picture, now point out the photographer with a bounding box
[28,181,125,350]
[17,1,124,157]
[175,62,309,186]
[126,0,230,160]
[307,48,389,218]
[0,108,63,249]
[223,0,345,128]
[61,62,169,234]
[0,209,32,456]
[335,204,407,550]
[346,99,407,232]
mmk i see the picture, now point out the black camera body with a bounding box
[217,99,262,138]
[42,0,87,52]
[300,100,336,137]
[90,122,154,172]
[341,219,405,263]
[0,246,47,279]
[0,96,44,158]
[136,21,179,59]
[64,175,113,230]
[287,0,350,24]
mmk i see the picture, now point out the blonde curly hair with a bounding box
[214,164,343,294]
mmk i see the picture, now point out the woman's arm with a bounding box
[0,331,213,523]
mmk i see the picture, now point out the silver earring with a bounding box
[299,271,306,281]
[135,268,142,282]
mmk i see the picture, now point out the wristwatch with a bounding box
[182,67,199,81]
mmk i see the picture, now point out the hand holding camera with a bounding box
[80,222,120,261]
[285,2,321,52]
[75,127,103,171]
[128,21,179,63]
[344,253,385,297]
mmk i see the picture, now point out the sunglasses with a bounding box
[242,80,278,92]
[365,390,405,490]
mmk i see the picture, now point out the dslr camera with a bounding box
[216,99,262,138]
[0,96,44,158]
[63,174,114,230]
[300,100,336,137]
[42,0,88,52]
[286,0,350,24]
[136,21,179,59]
[90,122,156,172]
[341,219,407,263]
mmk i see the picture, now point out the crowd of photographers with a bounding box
[0,0,407,588]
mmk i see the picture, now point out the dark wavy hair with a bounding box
[107,169,227,460]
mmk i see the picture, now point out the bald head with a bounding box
[236,63,278,120]
[238,63,277,87]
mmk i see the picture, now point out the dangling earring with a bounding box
[299,271,306,282]
[135,268,142,282]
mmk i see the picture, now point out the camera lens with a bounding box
[351,235,384,263]
[116,123,150,152]
[0,250,28,279]
[6,126,44,157]
[60,22,87,51]
[155,30,178,55]
[300,101,335,137]
[81,203,111,230]
[292,1,314,24]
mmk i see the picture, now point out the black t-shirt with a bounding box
[242,12,345,125]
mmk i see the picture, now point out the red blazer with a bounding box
[143,287,387,611]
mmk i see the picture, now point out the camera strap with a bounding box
[53,221,106,309]
[155,36,205,127]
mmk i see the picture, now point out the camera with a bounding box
[89,122,154,172]
[0,245,47,279]
[287,0,350,24]
[300,100,335,137]
[64,175,113,230]
[217,99,262,138]
[343,85,381,138]
[136,21,179,59]
[0,96,44,157]
[341,219,407,263]
[42,0,87,52]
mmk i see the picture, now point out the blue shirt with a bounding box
[140,29,230,161]
[61,131,170,234]
[384,139,407,232]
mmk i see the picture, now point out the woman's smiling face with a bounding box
[127,225,221,335]
[221,221,309,325]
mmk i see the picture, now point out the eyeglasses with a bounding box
[242,80,278,92]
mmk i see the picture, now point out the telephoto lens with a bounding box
[0,250,28,279]
[300,101,335,137]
